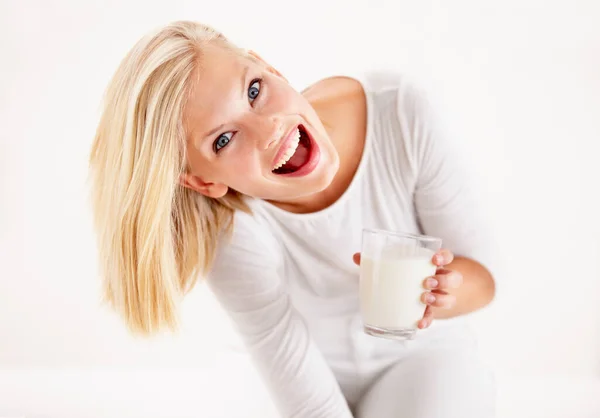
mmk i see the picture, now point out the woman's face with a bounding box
[181,45,339,203]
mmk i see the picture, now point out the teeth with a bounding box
[272,128,301,170]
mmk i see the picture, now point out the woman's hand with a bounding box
[352,249,463,329]
[417,249,462,329]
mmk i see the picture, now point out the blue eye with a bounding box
[248,79,261,102]
[213,132,233,153]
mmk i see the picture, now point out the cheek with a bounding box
[223,151,264,183]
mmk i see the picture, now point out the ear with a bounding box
[247,50,288,82]
[179,173,229,199]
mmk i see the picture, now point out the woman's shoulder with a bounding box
[214,209,282,262]
[306,71,424,95]
[207,209,284,292]
[301,75,366,113]
[303,71,432,124]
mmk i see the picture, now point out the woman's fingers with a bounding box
[418,306,434,329]
[433,249,454,266]
[421,290,456,309]
[356,249,455,268]
[423,269,463,290]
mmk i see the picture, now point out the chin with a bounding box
[280,162,339,199]
[316,156,339,189]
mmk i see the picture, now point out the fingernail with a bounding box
[426,294,436,303]
[427,278,438,288]
[435,255,443,264]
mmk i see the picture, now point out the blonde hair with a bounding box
[88,21,249,336]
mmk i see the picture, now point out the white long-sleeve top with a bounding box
[206,72,496,417]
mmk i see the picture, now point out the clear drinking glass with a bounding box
[360,228,442,340]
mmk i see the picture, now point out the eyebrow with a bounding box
[200,65,249,141]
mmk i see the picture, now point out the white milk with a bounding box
[360,248,436,330]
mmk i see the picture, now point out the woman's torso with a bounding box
[244,73,472,387]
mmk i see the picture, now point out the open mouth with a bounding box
[271,125,313,175]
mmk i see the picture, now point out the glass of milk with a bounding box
[360,229,442,340]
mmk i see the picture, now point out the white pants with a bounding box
[333,318,496,418]
[354,345,495,418]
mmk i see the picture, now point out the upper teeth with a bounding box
[272,128,301,170]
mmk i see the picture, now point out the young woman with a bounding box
[89,20,497,417]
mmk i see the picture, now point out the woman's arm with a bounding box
[429,255,496,320]
[394,78,499,322]
[207,211,353,418]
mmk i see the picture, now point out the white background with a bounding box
[1,0,600,417]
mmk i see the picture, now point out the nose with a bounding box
[244,114,284,150]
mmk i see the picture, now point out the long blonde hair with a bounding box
[88,21,249,336]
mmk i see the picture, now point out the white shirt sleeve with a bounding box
[395,81,498,277]
[206,211,353,418]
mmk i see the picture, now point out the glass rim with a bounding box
[362,228,442,243]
